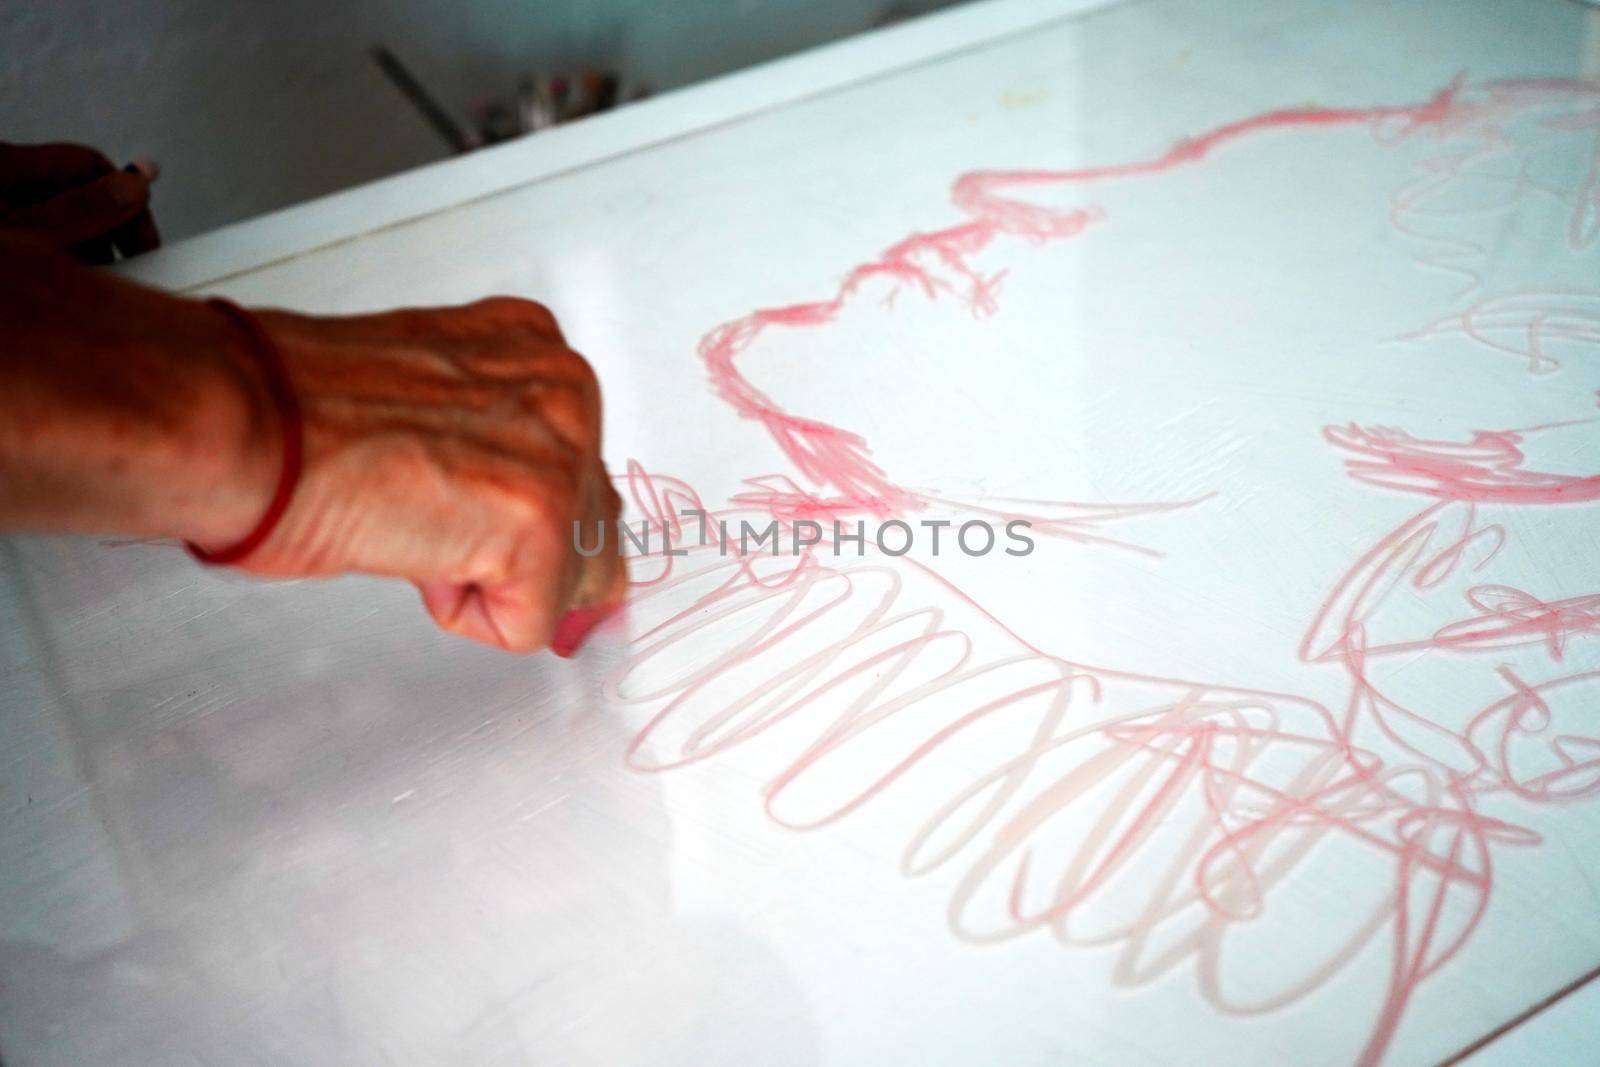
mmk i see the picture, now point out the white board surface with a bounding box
[5,1,1600,1064]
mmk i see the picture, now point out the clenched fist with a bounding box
[234,299,625,652]
[0,235,625,654]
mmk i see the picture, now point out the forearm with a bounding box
[0,234,275,544]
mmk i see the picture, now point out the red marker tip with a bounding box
[551,602,622,658]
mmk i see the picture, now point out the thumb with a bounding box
[2,170,149,247]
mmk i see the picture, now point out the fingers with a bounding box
[417,578,561,653]
[67,235,117,267]
[111,201,162,258]
[414,460,623,655]
[111,161,162,256]
[550,468,626,657]
[460,295,566,342]
[0,142,114,198]
[2,169,151,249]
[568,465,627,611]
[415,539,569,654]
[301,296,566,346]
[0,144,158,259]
[418,469,578,652]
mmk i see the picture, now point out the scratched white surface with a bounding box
[4,1,1600,1065]
[1461,977,1600,1065]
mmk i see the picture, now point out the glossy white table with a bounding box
[5,1,1599,1063]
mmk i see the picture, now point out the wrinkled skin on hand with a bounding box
[235,297,626,653]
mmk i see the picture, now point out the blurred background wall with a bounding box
[0,0,955,241]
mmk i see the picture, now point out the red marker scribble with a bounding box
[1468,668,1600,803]
[1321,421,1600,503]
[698,77,1600,511]
[609,466,1541,1067]
[1382,79,1600,293]
[605,76,1600,1067]
[1404,290,1600,374]
[1305,419,1600,788]
[1431,586,1600,660]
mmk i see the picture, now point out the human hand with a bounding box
[0,142,160,263]
[210,297,626,654]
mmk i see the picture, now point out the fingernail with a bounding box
[551,602,621,658]
[123,158,160,182]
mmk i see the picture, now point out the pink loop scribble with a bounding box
[606,76,1600,1066]
[1403,291,1600,374]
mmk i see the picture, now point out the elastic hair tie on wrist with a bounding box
[185,297,303,566]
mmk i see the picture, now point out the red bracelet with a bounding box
[185,297,304,566]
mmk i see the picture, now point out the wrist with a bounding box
[0,242,279,544]
[167,300,283,549]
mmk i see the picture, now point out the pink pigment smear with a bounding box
[606,75,1600,1067]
